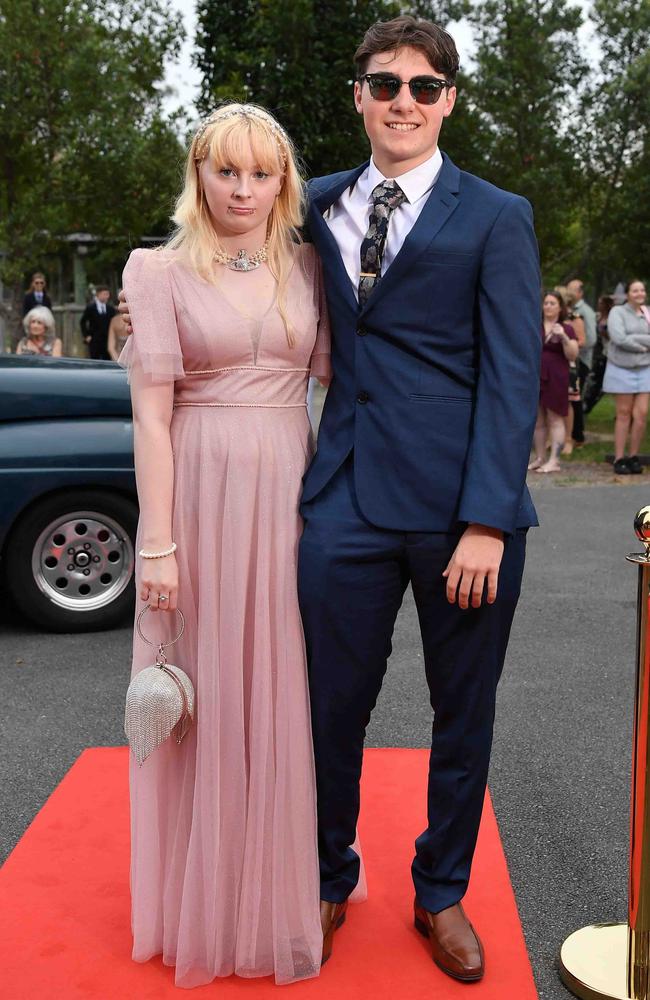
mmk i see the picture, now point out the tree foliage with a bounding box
[461,0,587,277]
[577,0,650,292]
[0,0,185,314]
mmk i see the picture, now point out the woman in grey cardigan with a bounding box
[604,280,650,474]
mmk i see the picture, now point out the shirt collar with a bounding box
[362,149,443,205]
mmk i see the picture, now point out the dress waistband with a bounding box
[173,365,310,409]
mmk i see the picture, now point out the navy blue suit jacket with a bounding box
[302,152,541,535]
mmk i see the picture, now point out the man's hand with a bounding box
[118,289,133,335]
[443,524,505,609]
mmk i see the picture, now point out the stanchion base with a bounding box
[559,923,631,1000]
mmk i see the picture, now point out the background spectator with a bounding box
[107,292,128,361]
[603,280,650,474]
[529,290,579,474]
[583,294,614,414]
[567,277,597,421]
[81,286,116,360]
[17,306,62,357]
[22,273,52,316]
[555,285,585,453]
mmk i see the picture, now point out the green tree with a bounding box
[463,0,587,279]
[194,0,262,103]
[578,0,650,293]
[0,0,185,320]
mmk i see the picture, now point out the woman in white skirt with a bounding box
[603,279,650,474]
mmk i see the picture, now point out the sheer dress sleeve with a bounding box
[308,247,332,383]
[118,248,185,384]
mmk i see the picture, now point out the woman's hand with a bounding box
[139,554,179,612]
[552,323,565,337]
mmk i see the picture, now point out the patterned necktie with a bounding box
[358,179,407,306]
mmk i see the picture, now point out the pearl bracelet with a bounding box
[138,542,177,559]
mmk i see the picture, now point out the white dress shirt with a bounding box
[323,148,443,298]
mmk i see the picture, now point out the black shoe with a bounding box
[613,458,632,475]
[628,455,644,474]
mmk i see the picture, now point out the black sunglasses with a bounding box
[359,73,452,106]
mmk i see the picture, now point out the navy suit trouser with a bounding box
[298,456,527,913]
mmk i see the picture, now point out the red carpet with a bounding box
[0,748,537,999]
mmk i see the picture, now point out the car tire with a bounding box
[4,490,138,632]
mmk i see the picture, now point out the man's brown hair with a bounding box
[354,15,460,83]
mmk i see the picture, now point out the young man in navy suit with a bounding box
[299,16,540,980]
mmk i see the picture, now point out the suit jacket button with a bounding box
[357,324,367,337]
[357,391,369,404]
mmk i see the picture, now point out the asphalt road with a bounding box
[1,482,646,999]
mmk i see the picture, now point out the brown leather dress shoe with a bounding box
[320,899,348,965]
[414,900,484,982]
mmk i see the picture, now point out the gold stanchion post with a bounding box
[559,506,650,1000]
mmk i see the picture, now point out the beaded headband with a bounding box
[193,105,289,168]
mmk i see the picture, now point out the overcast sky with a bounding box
[163,0,598,119]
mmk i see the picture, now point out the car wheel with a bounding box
[5,490,137,632]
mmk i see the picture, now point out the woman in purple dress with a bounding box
[528,290,579,473]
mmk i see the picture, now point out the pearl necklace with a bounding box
[214,240,270,272]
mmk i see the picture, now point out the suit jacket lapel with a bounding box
[361,153,461,317]
[308,164,367,315]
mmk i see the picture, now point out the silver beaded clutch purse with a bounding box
[124,607,195,766]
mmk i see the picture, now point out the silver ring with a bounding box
[159,595,168,602]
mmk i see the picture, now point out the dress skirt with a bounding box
[129,404,322,987]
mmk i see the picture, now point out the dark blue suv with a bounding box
[0,355,137,631]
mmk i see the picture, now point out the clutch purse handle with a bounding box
[135,606,189,719]
[136,606,185,667]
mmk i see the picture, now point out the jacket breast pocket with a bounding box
[408,392,473,405]
[419,250,475,268]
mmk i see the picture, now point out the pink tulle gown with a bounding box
[120,243,329,987]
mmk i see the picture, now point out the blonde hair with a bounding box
[556,284,580,310]
[166,103,306,346]
[23,305,56,337]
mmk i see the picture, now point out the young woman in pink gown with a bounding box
[119,104,329,987]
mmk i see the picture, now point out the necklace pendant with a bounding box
[228,249,261,272]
